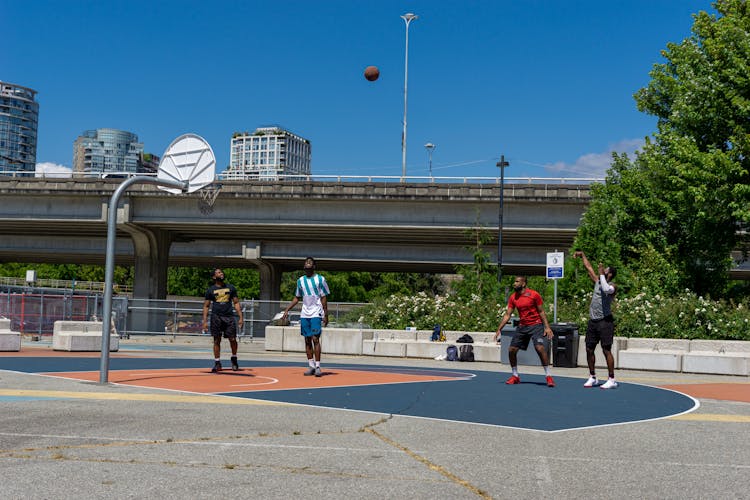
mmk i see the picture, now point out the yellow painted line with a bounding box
[670,413,750,423]
[0,389,284,406]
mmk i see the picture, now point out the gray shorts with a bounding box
[510,323,546,351]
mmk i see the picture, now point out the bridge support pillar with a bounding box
[122,224,172,334]
[255,260,282,334]
[126,226,172,300]
[256,261,281,303]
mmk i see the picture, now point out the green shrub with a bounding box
[614,289,750,340]
[361,288,750,341]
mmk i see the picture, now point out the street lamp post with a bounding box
[401,12,418,180]
[424,142,435,178]
[497,155,510,288]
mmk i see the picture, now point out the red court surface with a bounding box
[661,383,750,403]
[43,367,470,394]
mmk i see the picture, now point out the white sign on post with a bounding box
[546,252,564,279]
[546,251,564,323]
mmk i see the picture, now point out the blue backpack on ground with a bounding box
[446,345,458,361]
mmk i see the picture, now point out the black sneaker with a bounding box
[303,367,315,376]
[314,367,322,377]
[211,361,222,373]
[231,356,239,371]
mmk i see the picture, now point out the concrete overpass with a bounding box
[2,176,746,301]
[0,177,598,300]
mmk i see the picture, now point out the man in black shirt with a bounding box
[202,268,244,372]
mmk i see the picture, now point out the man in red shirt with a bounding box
[493,276,555,387]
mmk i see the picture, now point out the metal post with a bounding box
[496,155,510,287]
[249,298,255,339]
[100,176,187,383]
[553,248,559,323]
[425,142,435,178]
[401,12,418,180]
[553,280,559,323]
[39,291,44,336]
[172,301,178,340]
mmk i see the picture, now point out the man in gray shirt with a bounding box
[574,251,618,389]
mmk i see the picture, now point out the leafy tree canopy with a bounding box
[572,0,750,298]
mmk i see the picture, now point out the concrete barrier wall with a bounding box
[265,326,284,351]
[618,338,690,372]
[264,326,750,376]
[576,337,626,369]
[52,321,119,352]
[363,339,408,357]
[683,339,750,376]
[0,318,21,351]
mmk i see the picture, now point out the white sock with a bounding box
[308,359,315,368]
[544,365,552,376]
[215,358,220,362]
[315,361,321,368]
[512,367,518,376]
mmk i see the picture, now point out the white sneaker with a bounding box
[583,376,598,387]
[600,378,618,389]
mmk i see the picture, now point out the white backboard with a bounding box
[157,134,216,194]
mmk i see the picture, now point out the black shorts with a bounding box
[586,316,614,349]
[210,315,237,339]
[510,323,546,351]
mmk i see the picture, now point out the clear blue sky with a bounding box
[1,0,713,180]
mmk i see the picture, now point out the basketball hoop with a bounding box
[198,183,222,215]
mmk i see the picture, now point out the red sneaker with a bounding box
[505,375,521,385]
[546,375,556,387]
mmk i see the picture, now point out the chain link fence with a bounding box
[0,286,366,339]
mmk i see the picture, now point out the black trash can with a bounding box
[552,323,579,368]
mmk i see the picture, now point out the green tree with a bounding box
[634,0,750,295]
[168,267,212,297]
[280,269,444,303]
[452,224,498,302]
[574,0,750,298]
[169,267,260,299]
[0,262,134,286]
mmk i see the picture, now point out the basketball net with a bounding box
[198,184,222,215]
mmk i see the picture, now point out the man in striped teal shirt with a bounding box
[282,257,330,377]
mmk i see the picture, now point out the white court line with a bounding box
[230,376,278,387]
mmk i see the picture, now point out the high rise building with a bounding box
[139,152,160,174]
[0,81,39,175]
[227,126,311,179]
[73,128,143,175]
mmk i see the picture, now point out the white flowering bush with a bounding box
[361,291,501,332]
[361,287,750,341]
[612,289,750,340]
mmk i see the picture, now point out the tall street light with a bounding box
[401,12,418,180]
[424,142,435,178]
[497,155,510,288]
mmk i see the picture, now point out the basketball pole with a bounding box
[99,176,188,384]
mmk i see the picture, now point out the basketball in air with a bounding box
[364,66,380,82]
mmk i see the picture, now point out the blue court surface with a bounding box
[1,356,698,432]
